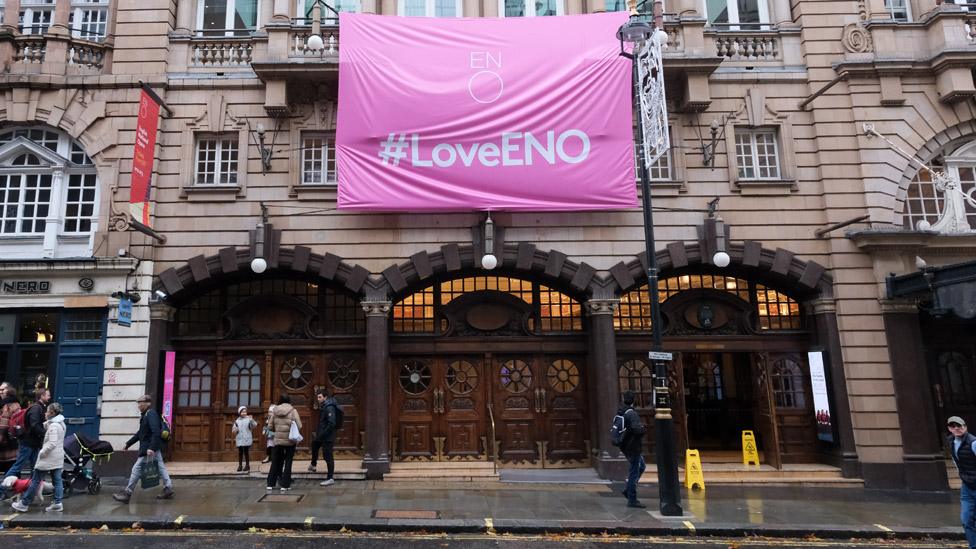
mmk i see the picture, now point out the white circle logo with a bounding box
[467,71,504,104]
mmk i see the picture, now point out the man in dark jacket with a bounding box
[113,395,174,503]
[309,389,339,486]
[620,391,647,509]
[949,416,976,549]
[0,388,49,499]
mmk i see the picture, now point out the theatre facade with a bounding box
[2,0,976,490]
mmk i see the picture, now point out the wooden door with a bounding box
[320,353,365,455]
[768,352,818,463]
[393,357,437,460]
[441,357,487,460]
[275,353,320,452]
[669,352,688,456]
[493,355,540,464]
[751,352,782,469]
[541,356,588,465]
[172,355,215,461]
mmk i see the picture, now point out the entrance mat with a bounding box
[259,494,306,503]
[372,509,440,519]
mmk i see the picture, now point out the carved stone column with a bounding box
[585,298,628,479]
[806,298,859,478]
[175,0,196,36]
[362,300,392,479]
[145,302,176,401]
[880,298,948,491]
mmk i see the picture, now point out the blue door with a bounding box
[54,311,107,439]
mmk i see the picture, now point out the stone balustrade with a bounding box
[190,38,254,67]
[663,22,683,52]
[13,36,47,65]
[289,28,339,57]
[711,32,780,61]
[68,41,108,70]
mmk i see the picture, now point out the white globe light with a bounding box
[712,251,731,268]
[250,257,268,274]
[306,34,324,51]
[481,254,498,270]
[652,29,669,48]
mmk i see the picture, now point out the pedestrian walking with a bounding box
[949,416,976,549]
[0,384,21,465]
[309,388,339,486]
[266,395,301,491]
[232,406,257,473]
[261,404,275,464]
[11,402,65,513]
[112,395,174,503]
[0,388,50,500]
[618,390,647,509]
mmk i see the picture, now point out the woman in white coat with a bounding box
[11,402,65,513]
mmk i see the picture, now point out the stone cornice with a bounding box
[584,299,619,316]
[878,297,921,315]
[847,229,976,254]
[0,257,138,274]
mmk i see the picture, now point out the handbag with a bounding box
[141,457,161,489]
[288,420,303,444]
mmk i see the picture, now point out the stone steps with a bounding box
[384,461,500,482]
[640,462,863,487]
[166,459,367,481]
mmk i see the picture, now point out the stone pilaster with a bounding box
[585,298,628,479]
[362,300,392,479]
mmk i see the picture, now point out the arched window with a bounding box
[902,144,976,231]
[618,359,653,408]
[771,357,805,408]
[178,359,212,407]
[0,126,98,247]
[228,357,262,408]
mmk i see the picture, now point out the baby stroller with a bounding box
[63,432,113,496]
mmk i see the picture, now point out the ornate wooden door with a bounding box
[171,354,215,461]
[541,356,589,466]
[441,357,487,460]
[751,352,782,469]
[393,357,437,460]
[768,352,817,463]
[493,355,540,464]
[276,353,320,451]
[320,353,365,455]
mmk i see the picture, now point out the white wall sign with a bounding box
[808,351,834,443]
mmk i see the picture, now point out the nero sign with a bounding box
[337,13,635,212]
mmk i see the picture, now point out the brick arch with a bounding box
[609,241,832,300]
[895,119,976,227]
[152,246,371,302]
[374,242,598,302]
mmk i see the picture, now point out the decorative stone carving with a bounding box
[361,300,392,317]
[842,0,873,53]
[584,299,619,316]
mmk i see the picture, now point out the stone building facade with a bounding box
[1,0,974,489]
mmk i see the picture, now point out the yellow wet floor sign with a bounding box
[685,449,705,490]
[742,430,760,466]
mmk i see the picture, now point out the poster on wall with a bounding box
[808,351,834,442]
[336,12,635,211]
[162,351,175,425]
[129,88,162,229]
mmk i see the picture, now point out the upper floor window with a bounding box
[635,126,673,182]
[301,133,336,185]
[0,126,98,239]
[883,0,910,21]
[298,0,359,24]
[398,0,461,16]
[194,135,239,185]
[902,141,976,231]
[20,0,55,35]
[69,0,109,41]
[705,0,769,29]
[734,128,780,180]
[500,0,562,17]
[198,0,258,37]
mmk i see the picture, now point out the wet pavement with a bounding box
[0,478,964,542]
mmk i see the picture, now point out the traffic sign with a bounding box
[648,351,673,361]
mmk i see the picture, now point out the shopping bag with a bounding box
[141,457,161,489]
[288,420,303,444]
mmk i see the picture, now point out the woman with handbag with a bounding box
[266,395,301,491]
[0,384,22,465]
[261,405,275,464]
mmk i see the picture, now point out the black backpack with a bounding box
[610,412,628,447]
[330,403,344,430]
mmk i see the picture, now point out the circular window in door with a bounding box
[399,360,432,395]
[446,361,478,395]
[547,359,579,394]
[328,356,360,390]
[280,356,313,391]
[500,359,532,394]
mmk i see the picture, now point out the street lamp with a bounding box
[618,0,683,517]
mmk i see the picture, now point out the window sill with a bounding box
[636,180,686,197]
[735,178,796,195]
[290,184,338,201]
[183,185,242,201]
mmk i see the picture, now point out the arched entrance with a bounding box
[389,274,591,467]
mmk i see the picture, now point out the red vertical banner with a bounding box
[130,89,161,228]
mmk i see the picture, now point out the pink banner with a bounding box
[336,12,636,211]
[129,89,160,227]
[162,351,175,425]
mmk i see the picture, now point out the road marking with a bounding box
[484,517,495,534]
[874,523,892,532]
[1,513,17,525]
[174,515,186,528]
[304,516,313,529]
[682,520,696,533]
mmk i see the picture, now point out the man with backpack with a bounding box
[0,388,50,501]
[614,390,647,509]
[112,395,174,503]
[309,388,341,487]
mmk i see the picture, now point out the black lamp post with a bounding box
[617,9,683,517]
